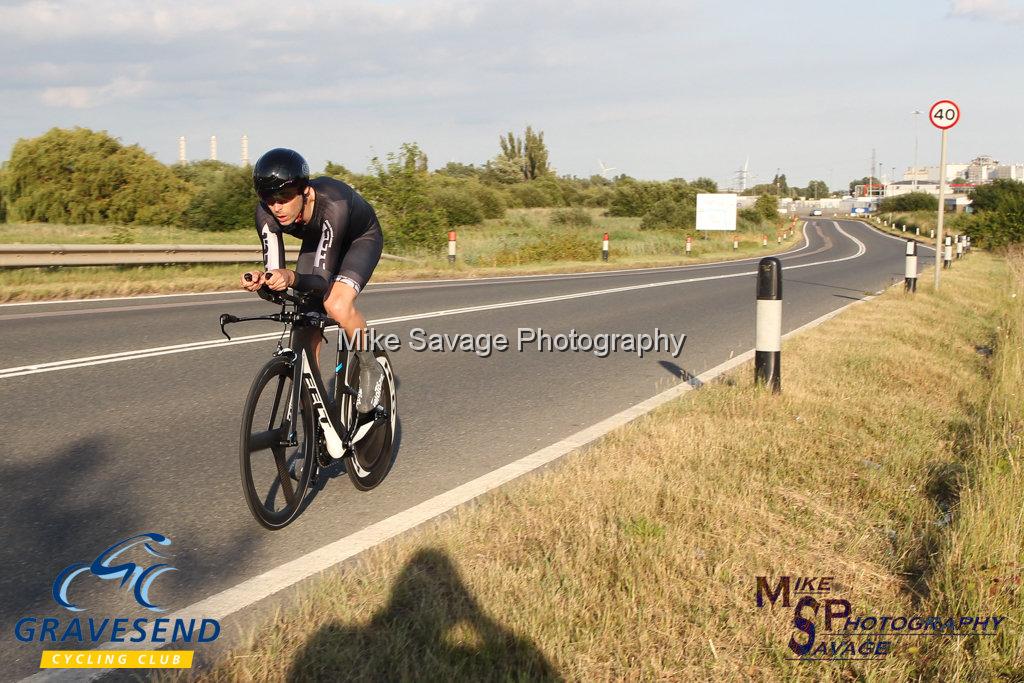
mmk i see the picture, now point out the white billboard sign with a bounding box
[696,193,737,231]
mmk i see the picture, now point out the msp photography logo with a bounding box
[14,532,221,670]
[755,574,1007,662]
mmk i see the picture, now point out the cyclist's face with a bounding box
[262,187,304,225]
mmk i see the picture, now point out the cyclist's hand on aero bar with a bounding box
[241,271,265,292]
[263,268,296,292]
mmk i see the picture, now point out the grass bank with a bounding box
[172,249,1020,680]
[0,209,798,302]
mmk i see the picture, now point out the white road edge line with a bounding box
[0,222,866,380]
[22,281,884,683]
[0,226,814,308]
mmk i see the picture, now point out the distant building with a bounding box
[902,164,969,183]
[966,155,999,183]
[994,164,1024,181]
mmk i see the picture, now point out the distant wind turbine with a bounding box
[598,160,616,178]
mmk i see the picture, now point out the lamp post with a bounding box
[912,110,923,191]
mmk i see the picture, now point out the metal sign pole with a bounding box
[935,128,948,290]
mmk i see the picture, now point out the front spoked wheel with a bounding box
[345,350,398,491]
[240,356,315,529]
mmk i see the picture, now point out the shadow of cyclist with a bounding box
[286,548,561,682]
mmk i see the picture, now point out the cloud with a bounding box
[0,0,482,41]
[40,77,154,109]
[949,0,1024,23]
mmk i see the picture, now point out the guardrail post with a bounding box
[905,239,918,293]
[755,257,782,393]
[448,230,457,263]
[602,232,609,261]
[943,235,953,269]
[686,236,692,255]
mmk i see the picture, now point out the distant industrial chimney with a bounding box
[210,135,218,161]
[241,134,249,165]
[178,136,186,164]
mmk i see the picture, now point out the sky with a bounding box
[1,0,1022,190]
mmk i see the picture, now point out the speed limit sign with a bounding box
[929,100,960,130]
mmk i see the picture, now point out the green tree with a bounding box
[690,177,719,193]
[359,143,447,252]
[754,194,779,220]
[2,127,192,225]
[961,179,1024,247]
[499,126,550,180]
[969,179,1024,213]
[805,180,829,199]
[181,163,255,231]
[640,198,695,230]
[878,192,938,213]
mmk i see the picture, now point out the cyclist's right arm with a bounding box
[242,208,286,291]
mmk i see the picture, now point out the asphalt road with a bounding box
[0,220,932,680]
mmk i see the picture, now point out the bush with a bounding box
[879,192,938,212]
[181,164,255,231]
[359,143,447,253]
[550,207,594,227]
[468,182,507,219]
[641,198,694,230]
[508,183,550,208]
[738,207,762,224]
[2,127,192,225]
[432,186,485,226]
[754,194,778,220]
[491,228,595,265]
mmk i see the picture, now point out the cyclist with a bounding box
[241,147,384,413]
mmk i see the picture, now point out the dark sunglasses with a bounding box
[259,186,302,204]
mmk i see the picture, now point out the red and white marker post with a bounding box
[602,232,609,261]
[685,236,692,255]
[448,230,457,263]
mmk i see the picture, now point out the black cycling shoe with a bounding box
[355,351,385,414]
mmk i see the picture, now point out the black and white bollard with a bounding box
[915,227,920,236]
[602,232,609,261]
[930,229,935,239]
[755,257,782,393]
[448,230,457,263]
[956,235,964,260]
[905,239,918,293]
[943,235,953,269]
[686,235,692,255]
[733,237,739,251]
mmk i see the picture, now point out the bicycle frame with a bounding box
[281,324,349,460]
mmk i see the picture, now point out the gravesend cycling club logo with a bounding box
[755,574,1007,661]
[53,532,176,612]
[14,532,221,670]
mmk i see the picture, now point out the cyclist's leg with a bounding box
[324,226,383,411]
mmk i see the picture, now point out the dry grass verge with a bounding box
[168,250,1021,681]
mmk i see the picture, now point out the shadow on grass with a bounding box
[286,548,562,682]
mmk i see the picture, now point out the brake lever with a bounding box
[219,313,239,340]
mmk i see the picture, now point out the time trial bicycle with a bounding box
[219,277,398,530]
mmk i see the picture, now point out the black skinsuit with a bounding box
[255,176,383,298]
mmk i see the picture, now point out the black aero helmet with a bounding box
[252,148,310,198]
